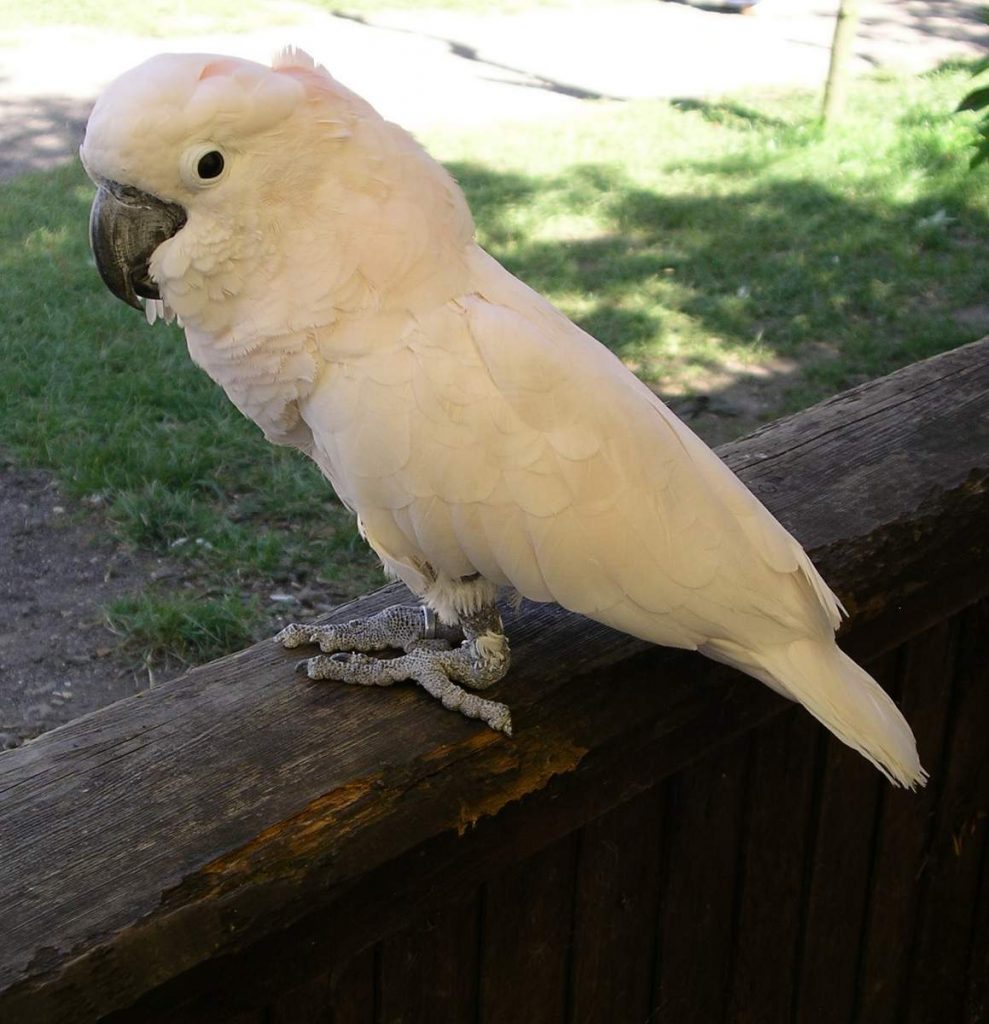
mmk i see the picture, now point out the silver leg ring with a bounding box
[422,606,437,640]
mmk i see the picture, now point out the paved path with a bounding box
[1,0,987,180]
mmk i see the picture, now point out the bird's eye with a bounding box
[196,150,225,180]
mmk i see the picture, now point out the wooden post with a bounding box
[823,0,860,124]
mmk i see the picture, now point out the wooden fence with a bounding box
[1,339,988,1024]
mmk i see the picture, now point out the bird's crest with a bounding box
[272,45,319,71]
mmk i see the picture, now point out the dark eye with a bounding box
[196,150,225,180]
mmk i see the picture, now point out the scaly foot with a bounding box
[276,605,513,735]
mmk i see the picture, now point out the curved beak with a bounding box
[89,181,187,310]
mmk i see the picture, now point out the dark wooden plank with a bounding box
[104,997,269,1024]
[721,339,989,658]
[904,602,989,1024]
[107,949,375,1024]
[855,620,957,1023]
[329,950,376,1024]
[377,894,480,1024]
[1,340,988,1023]
[651,735,749,1024]
[478,834,578,1024]
[268,950,375,1024]
[268,971,335,1024]
[568,786,665,1024]
[269,954,378,1024]
[727,707,820,1024]
[965,837,989,1024]
[792,652,893,1023]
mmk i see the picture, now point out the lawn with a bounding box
[0,0,294,35]
[0,0,582,35]
[1,63,987,663]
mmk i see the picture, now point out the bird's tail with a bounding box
[703,636,927,789]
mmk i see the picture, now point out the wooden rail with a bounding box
[1,339,988,1023]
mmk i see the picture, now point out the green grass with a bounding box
[0,0,576,34]
[2,65,988,663]
[105,592,262,665]
[308,0,599,13]
[0,0,301,35]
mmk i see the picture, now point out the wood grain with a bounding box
[855,620,957,1024]
[792,654,889,1023]
[726,707,820,1024]
[478,835,577,1024]
[902,602,989,1024]
[651,737,748,1023]
[377,897,481,1024]
[567,788,665,1024]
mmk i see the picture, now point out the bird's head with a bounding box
[81,49,473,332]
[82,51,315,318]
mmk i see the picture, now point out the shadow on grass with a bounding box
[329,8,619,102]
[445,151,989,440]
[0,95,91,182]
[671,97,795,131]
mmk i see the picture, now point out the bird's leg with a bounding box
[276,604,513,735]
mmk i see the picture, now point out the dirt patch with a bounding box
[658,350,813,447]
[0,459,183,749]
[954,304,989,334]
[0,458,368,749]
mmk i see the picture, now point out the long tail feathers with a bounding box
[706,637,927,789]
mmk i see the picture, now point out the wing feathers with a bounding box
[305,246,855,660]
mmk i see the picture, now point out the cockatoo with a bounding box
[81,49,925,788]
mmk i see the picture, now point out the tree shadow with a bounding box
[329,10,619,103]
[670,97,795,131]
[446,140,989,442]
[0,93,91,183]
[856,0,989,51]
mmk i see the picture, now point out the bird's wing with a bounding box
[303,245,842,654]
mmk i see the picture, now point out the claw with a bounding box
[277,623,311,649]
[491,707,513,737]
[275,604,514,736]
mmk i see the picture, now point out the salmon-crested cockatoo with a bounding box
[82,49,926,788]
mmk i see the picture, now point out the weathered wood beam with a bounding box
[2,338,988,1023]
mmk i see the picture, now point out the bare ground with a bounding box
[0,456,366,749]
[0,459,182,749]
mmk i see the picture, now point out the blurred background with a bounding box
[1,0,988,744]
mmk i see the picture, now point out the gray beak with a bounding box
[89,181,186,310]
